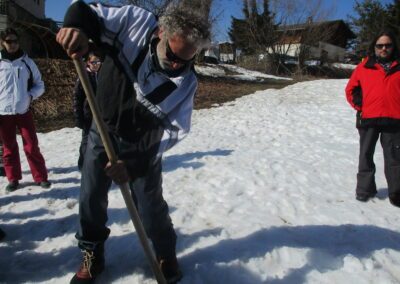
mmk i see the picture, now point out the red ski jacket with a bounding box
[345,57,400,127]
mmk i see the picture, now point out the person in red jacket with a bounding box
[346,30,400,207]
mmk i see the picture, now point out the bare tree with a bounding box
[271,0,340,72]
[231,0,341,74]
[180,0,213,16]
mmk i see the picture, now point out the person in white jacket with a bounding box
[0,28,50,192]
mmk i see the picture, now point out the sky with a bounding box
[45,0,394,42]
[1,63,400,283]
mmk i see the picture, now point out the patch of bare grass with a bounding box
[32,60,295,132]
[195,75,294,109]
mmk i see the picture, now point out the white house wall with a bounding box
[0,14,6,31]
[267,43,301,57]
[269,42,346,62]
[220,53,234,62]
[318,41,346,61]
[205,47,219,59]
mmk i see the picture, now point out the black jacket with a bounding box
[73,69,97,129]
[64,2,198,178]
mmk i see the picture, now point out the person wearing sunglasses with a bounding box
[0,28,50,192]
[73,51,102,171]
[57,1,210,283]
[346,30,400,207]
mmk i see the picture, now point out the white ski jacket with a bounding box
[0,53,45,115]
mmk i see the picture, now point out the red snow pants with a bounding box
[0,111,48,183]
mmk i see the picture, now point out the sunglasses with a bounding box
[89,60,101,65]
[4,39,18,44]
[165,40,195,65]
[375,43,393,49]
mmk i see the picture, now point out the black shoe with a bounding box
[5,181,19,192]
[0,167,5,177]
[158,256,183,284]
[356,192,376,202]
[0,228,5,241]
[70,244,105,284]
[389,195,400,208]
[36,181,51,189]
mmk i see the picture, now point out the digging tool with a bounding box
[73,58,167,284]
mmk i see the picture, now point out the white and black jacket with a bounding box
[0,51,45,115]
[64,2,198,177]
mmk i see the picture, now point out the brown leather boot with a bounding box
[70,245,104,284]
[158,255,183,284]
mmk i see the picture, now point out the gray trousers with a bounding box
[76,125,176,258]
[357,126,400,198]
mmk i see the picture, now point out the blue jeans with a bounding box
[77,121,91,171]
[76,124,176,258]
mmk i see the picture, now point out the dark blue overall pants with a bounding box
[76,124,177,259]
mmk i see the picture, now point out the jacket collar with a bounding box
[0,49,24,61]
[387,60,400,76]
[364,56,400,74]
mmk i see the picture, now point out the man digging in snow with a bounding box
[56,1,210,283]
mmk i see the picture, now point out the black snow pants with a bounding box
[357,125,400,198]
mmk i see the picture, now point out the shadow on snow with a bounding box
[179,224,400,283]
[163,149,234,172]
[1,222,400,282]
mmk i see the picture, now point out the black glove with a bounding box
[352,86,362,108]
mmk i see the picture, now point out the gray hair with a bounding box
[158,2,211,49]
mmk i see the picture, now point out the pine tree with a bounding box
[257,0,277,47]
[250,0,258,18]
[229,0,276,55]
[350,0,391,52]
[228,0,255,54]
[242,0,250,19]
[387,0,400,39]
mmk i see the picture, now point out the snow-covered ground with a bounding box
[1,76,400,283]
[195,63,293,81]
[331,63,357,70]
